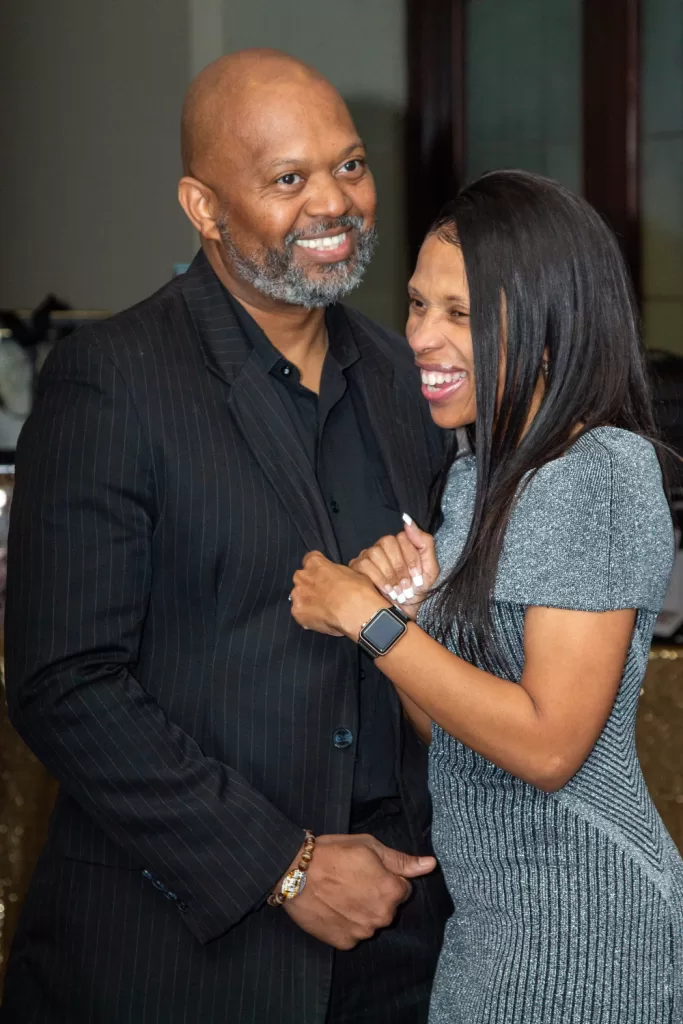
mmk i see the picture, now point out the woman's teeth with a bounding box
[420,369,467,388]
[295,232,347,251]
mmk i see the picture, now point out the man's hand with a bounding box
[280,834,436,950]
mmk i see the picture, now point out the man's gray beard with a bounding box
[216,215,377,308]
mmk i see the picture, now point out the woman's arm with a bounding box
[394,684,432,744]
[290,553,635,791]
[374,605,634,790]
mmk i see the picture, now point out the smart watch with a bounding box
[357,605,410,659]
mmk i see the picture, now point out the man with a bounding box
[2,50,450,1023]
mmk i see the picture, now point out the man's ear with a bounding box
[178,177,222,242]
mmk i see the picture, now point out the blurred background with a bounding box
[1,0,683,987]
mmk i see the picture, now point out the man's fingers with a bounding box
[371,840,437,879]
[399,878,413,904]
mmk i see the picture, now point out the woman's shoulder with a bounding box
[499,428,673,611]
[522,427,665,513]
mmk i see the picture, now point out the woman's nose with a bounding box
[407,316,446,358]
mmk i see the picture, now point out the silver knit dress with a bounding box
[422,427,683,1024]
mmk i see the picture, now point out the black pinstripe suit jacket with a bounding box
[2,252,446,1023]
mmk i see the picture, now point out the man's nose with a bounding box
[304,173,352,221]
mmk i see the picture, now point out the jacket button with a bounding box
[333,728,353,749]
[141,869,153,881]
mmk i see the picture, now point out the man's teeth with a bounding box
[295,232,348,251]
[420,370,467,387]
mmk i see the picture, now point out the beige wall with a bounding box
[0,0,191,313]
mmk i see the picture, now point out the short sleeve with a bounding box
[494,430,674,613]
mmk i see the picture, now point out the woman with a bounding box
[290,171,683,1023]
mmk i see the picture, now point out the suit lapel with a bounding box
[227,360,341,559]
[180,252,340,559]
[345,310,432,527]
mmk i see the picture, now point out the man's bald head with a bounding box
[177,49,377,310]
[181,49,342,178]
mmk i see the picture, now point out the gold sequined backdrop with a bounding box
[1,649,682,992]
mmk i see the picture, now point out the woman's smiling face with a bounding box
[406,234,477,430]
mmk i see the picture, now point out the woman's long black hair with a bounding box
[426,169,661,673]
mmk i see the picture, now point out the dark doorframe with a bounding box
[405,0,467,263]
[406,1,642,292]
[583,0,642,296]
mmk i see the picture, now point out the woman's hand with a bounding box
[349,515,440,621]
[290,552,390,639]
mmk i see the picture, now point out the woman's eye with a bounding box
[450,309,469,319]
[409,297,425,310]
[276,173,303,186]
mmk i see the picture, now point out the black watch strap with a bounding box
[389,604,410,624]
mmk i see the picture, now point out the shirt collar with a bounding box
[224,291,360,375]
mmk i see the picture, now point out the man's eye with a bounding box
[341,159,365,174]
[409,297,425,310]
[277,173,302,186]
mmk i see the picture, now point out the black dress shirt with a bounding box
[228,293,402,813]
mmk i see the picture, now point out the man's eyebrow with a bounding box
[263,140,366,173]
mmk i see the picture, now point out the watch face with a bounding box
[365,608,406,652]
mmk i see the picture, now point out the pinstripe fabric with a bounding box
[423,429,683,1023]
[1,252,449,1023]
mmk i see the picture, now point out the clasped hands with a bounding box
[289,515,440,639]
[282,518,441,950]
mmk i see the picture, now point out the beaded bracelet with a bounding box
[267,830,316,907]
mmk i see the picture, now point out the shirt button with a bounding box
[333,728,354,749]
[359,669,366,680]
[330,500,340,513]
[281,365,292,377]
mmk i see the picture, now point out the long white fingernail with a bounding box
[403,587,414,600]
[402,513,413,526]
[387,588,399,601]
[412,575,424,588]
[396,592,407,604]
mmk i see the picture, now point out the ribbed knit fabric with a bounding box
[421,427,683,1023]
